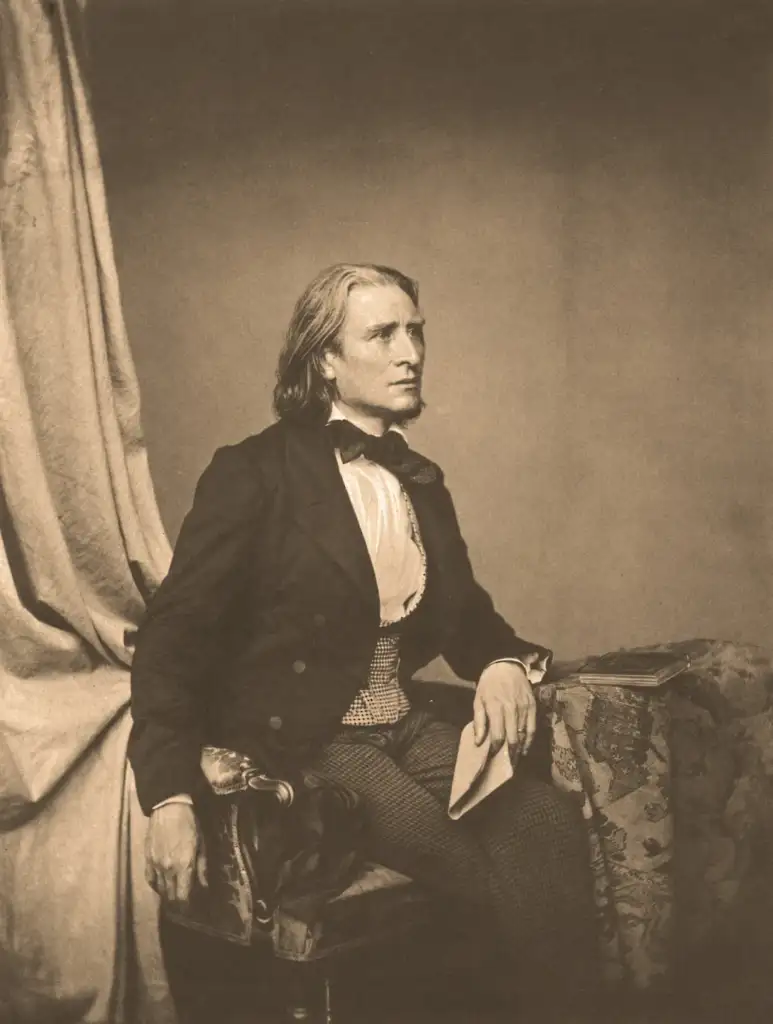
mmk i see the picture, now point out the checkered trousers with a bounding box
[312,710,601,1012]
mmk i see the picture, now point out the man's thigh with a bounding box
[309,725,500,903]
[392,710,461,808]
[310,726,457,855]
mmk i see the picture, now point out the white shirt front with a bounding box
[328,405,425,625]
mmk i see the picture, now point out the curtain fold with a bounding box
[1,1,174,1019]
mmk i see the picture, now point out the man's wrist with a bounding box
[152,794,194,812]
[484,654,549,685]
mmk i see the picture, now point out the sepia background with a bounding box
[87,0,773,660]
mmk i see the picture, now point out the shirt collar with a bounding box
[328,402,406,439]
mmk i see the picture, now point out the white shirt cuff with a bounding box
[152,794,194,811]
[486,653,549,686]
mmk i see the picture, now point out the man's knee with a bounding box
[516,778,586,840]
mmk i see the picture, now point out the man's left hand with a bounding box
[473,661,536,755]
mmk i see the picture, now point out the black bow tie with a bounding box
[327,419,439,485]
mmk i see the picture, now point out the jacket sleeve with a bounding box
[437,485,553,683]
[128,445,263,815]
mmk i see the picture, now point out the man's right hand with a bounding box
[145,802,207,905]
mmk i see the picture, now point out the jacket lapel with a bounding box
[284,422,380,612]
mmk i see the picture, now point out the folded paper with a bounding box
[448,722,516,820]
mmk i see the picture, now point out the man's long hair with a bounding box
[273,262,420,424]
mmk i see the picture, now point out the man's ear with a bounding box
[320,348,337,381]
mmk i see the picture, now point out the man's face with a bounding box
[322,283,425,432]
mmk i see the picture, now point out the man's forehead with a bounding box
[345,283,423,325]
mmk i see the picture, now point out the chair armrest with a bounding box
[166,747,302,942]
[200,745,294,805]
[172,746,366,946]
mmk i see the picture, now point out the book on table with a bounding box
[569,649,695,688]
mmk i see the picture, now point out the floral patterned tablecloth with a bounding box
[538,639,773,991]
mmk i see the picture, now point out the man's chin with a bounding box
[392,397,425,425]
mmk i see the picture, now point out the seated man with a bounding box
[128,263,599,1019]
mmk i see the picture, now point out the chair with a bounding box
[163,680,476,1024]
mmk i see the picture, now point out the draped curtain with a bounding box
[0,1,174,1019]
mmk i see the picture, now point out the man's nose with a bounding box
[392,328,422,365]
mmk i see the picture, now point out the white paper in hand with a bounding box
[448,721,516,820]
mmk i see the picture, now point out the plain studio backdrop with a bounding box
[87,0,773,662]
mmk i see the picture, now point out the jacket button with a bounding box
[292,659,306,674]
[268,715,283,731]
[313,613,326,627]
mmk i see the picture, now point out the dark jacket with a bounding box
[128,419,551,814]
